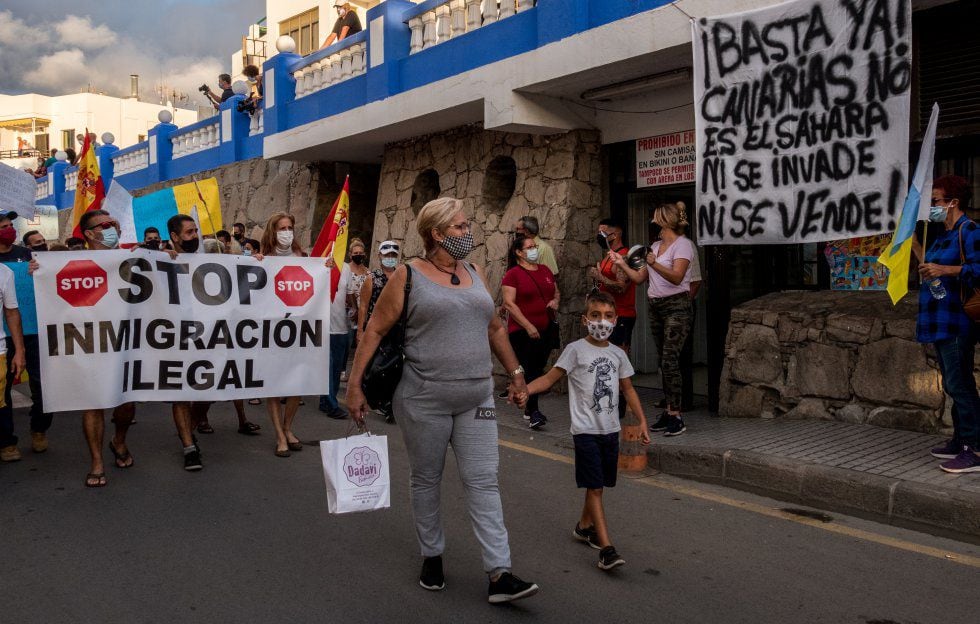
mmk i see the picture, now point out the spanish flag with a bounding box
[878,103,939,304]
[311,176,350,300]
[71,132,106,237]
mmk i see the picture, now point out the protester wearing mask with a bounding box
[22,231,47,253]
[0,212,32,263]
[259,213,312,453]
[346,238,370,349]
[319,245,353,420]
[356,239,401,423]
[346,197,539,604]
[515,216,558,277]
[242,238,260,257]
[502,234,559,429]
[142,226,162,251]
[913,175,980,473]
[589,220,636,355]
[65,237,85,251]
[233,222,246,245]
[321,1,362,49]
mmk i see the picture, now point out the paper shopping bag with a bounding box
[320,433,391,514]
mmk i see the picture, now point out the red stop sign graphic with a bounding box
[56,260,109,307]
[274,266,315,307]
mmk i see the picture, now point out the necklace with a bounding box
[426,257,460,285]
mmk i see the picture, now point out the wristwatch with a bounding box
[509,365,525,378]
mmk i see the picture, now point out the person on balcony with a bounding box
[204,74,234,111]
[320,1,362,49]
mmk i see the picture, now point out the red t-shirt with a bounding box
[599,247,637,318]
[502,265,557,333]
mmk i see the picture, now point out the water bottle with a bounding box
[929,278,947,300]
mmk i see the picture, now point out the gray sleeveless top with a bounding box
[404,262,495,380]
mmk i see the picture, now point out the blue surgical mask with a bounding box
[243,249,252,257]
[381,257,397,269]
[928,205,948,223]
[525,248,540,263]
[101,228,120,249]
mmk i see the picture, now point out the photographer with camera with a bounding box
[236,65,263,116]
[201,74,234,111]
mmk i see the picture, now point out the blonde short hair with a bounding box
[417,197,463,252]
[349,237,366,253]
[653,201,689,234]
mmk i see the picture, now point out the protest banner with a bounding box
[637,131,697,188]
[103,182,139,245]
[0,161,38,219]
[13,205,58,241]
[34,250,330,411]
[693,0,911,245]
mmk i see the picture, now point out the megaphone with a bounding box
[626,245,650,270]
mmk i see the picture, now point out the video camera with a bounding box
[237,98,258,114]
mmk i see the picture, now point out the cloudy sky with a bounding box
[0,0,265,108]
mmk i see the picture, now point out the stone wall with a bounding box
[371,124,603,340]
[720,291,952,435]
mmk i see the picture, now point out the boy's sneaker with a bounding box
[598,546,626,570]
[931,439,959,459]
[939,446,980,474]
[183,450,203,471]
[649,413,670,432]
[572,524,601,550]
[488,572,539,604]
[528,411,546,430]
[664,416,686,437]
[419,556,445,591]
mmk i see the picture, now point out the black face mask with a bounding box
[351,255,366,265]
[30,244,47,252]
[234,233,244,242]
[179,237,200,254]
[144,240,161,251]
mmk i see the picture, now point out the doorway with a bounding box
[626,184,709,406]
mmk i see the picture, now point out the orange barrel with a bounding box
[618,406,648,472]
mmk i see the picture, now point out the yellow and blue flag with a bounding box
[878,103,939,304]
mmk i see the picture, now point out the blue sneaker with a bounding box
[528,411,546,430]
[940,446,980,474]
[931,439,959,459]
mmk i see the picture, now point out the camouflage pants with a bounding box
[648,293,693,410]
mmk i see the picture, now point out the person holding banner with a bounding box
[610,202,693,437]
[72,210,136,485]
[166,214,207,471]
[915,176,980,474]
[0,264,27,463]
[346,198,539,604]
[259,213,310,455]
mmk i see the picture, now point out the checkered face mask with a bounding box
[440,232,474,260]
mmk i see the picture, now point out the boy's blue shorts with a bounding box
[573,432,619,489]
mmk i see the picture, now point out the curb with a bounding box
[642,445,980,542]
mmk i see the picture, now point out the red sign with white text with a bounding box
[636,130,696,188]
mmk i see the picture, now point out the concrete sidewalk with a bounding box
[498,387,980,542]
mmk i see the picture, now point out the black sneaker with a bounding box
[497,390,509,399]
[183,450,203,471]
[419,556,445,591]
[528,411,546,430]
[649,413,670,432]
[598,546,625,570]
[572,524,601,550]
[488,572,539,604]
[664,416,686,437]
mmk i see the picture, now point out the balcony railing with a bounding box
[171,119,221,158]
[407,0,533,54]
[112,145,150,176]
[291,31,367,100]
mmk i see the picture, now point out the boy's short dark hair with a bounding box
[586,291,617,311]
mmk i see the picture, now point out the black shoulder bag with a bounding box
[362,266,412,410]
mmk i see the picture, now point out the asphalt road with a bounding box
[2,398,978,624]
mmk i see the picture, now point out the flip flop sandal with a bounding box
[248,398,262,405]
[196,423,215,434]
[237,422,261,435]
[85,472,107,488]
[108,441,134,469]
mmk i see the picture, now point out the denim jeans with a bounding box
[934,333,980,448]
[319,332,350,412]
[0,335,51,448]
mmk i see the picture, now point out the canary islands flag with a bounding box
[878,103,939,305]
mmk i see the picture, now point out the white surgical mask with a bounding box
[587,319,615,342]
[101,228,120,249]
[928,205,949,223]
[525,248,540,263]
[276,230,294,247]
[243,249,252,257]
[381,257,398,269]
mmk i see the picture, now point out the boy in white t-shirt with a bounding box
[523,292,650,570]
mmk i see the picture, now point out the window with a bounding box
[61,129,75,150]
[279,8,319,56]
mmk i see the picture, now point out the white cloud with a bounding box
[23,49,88,91]
[54,15,118,49]
[0,10,47,47]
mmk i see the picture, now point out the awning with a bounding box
[0,117,51,132]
